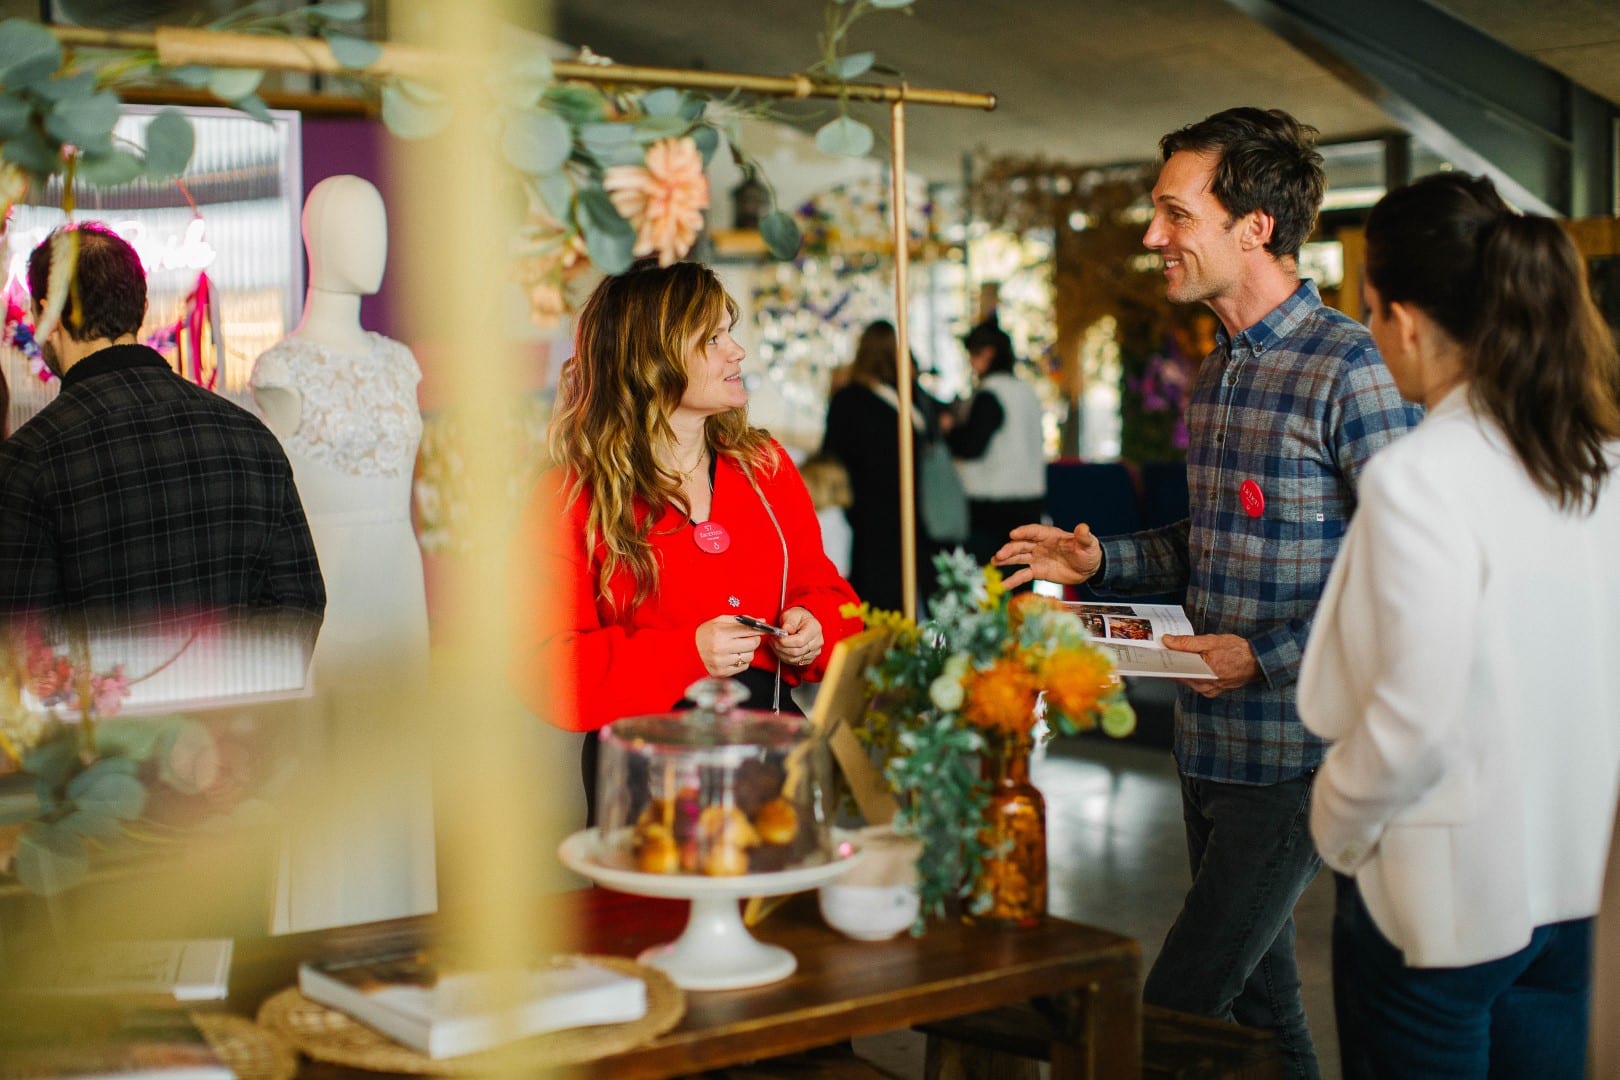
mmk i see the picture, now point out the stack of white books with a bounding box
[297,950,649,1059]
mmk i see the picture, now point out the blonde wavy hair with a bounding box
[549,259,775,609]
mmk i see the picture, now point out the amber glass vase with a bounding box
[974,734,1047,926]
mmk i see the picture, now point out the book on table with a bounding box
[297,950,649,1059]
[1062,601,1217,679]
[0,1005,234,1080]
[12,940,233,1003]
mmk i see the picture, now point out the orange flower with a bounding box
[961,658,1041,737]
[1007,591,1061,630]
[603,136,710,267]
[1043,648,1117,727]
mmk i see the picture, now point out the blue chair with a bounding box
[1140,461,1190,529]
[1044,461,1140,537]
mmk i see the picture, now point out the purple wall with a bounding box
[299,115,400,341]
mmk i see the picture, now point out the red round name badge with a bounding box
[1239,479,1265,518]
[692,520,732,554]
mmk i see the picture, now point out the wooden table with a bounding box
[230,888,1142,1079]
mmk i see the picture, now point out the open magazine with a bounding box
[1061,601,1217,680]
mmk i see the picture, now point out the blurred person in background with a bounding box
[946,313,1046,573]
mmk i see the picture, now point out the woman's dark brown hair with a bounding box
[1364,172,1620,511]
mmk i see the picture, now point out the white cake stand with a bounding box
[558,829,861,991]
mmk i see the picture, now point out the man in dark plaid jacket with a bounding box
[0,224,325,641]
[997,109,1422,1079]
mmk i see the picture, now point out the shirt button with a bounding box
[1215,433,1225,445]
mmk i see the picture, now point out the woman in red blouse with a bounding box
[510,259,862,815]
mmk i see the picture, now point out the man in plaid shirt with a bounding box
[998,109,1420,1078]
[0,224,325,642]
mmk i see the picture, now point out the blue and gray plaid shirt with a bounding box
[1098,280,1420,784]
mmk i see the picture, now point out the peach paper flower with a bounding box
[603,136,710,267]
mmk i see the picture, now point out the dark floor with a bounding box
[852,735,1340,1079]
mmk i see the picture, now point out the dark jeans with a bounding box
[1332,872,1593,1080]
[1142,771,1322,1080]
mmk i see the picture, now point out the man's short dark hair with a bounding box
[1160,107,1325,260]
[27,223,147,342]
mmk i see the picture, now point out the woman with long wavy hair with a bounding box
[1299,172,1620,1079]
[510,259,862,815]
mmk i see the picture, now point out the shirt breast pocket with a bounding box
[1260,468,1344,545]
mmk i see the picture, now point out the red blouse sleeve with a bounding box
[507,471,709,732]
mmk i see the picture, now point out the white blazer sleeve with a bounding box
[1303,455,1483,873]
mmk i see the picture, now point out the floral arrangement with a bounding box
[0,0,921,329]
[0,627,266,896]
[1126,342,1195,454]
[854,551,1134,924]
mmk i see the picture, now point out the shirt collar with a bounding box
[1214,278,1322,358]
[59,343,171,392]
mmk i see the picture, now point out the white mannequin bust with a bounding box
[256,175,387,436]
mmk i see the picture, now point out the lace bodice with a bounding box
[250,333,423,478]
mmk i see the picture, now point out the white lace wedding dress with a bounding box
[251,332,437,933]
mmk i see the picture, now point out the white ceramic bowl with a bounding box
[817,882,920,941]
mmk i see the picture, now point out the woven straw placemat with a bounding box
[256,955,684,1075]
[192,1012,299,1080]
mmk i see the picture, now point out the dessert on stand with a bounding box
[558,679,861,991]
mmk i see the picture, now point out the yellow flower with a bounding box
[1043,648,1117,728]
[980,563,1006,610]
[603,137,710,267]
[961,658,1040,737]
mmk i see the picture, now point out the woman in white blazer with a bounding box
[1298,172,1620,1080]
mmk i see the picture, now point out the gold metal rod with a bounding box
[891,97,918,623]
[47,26,996,111]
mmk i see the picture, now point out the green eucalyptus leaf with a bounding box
[15,823,89,896]
[77,148,143,187]
[691,124,719,166]
[760,211,801,261]
[869,0,914,8]
[488,50,553,110]
[324,32,382,70]
[814,115,874,158]
[678,95,706,122]
[396,78,444,105]
[94,715,181,761]
[68,766,146,820]
[380,82,450,139]
[21,737,75,790]
[632,114,689,143]
[234,93,273,125]
[141,108,194,178]
[577,186,633,236]
[166,65,212,89]
[535,171,574,224]
[501,110,572,175]
[0,19,63,90]
[207,67,265,103]
[59,808,123,839]
[311,0,367,20]
[638,88,684,118]
[578,122,643,168]
[31,70,96,103]
[834,52,876,79]
[581,221,634,275]
[44,90,120,148]
[545,85,607,127]
[0,93,29,140]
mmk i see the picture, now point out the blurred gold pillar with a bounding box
[388,0,558,1069]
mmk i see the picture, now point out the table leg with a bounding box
[1049,973,1141,1079]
